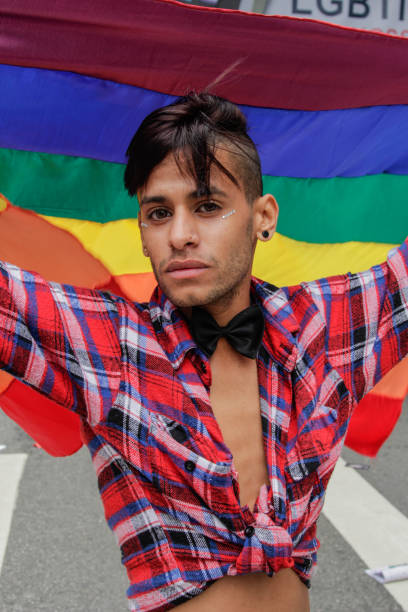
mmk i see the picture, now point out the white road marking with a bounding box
[0,453,27,573]
[323,457,408,611]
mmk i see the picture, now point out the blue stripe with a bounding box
[1,63,408,178]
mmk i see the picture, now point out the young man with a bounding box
[1,92,408,612]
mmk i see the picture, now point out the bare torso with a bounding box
[178,570,309,612]
[178,339,309,612]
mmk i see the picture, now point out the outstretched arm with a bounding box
[0,261,122,424]
[303,239,408,404]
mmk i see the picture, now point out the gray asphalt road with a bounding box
[0,403,407,612]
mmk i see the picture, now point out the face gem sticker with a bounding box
[221,209,236,220]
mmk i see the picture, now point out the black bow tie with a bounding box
[190,304,264,359]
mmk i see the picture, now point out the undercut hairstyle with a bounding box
[124,92,263,204]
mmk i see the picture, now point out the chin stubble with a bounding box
[152,218,254,308]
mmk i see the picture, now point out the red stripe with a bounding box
[0,380,82,456]
[0,0,408,109]
[345,394,403,458]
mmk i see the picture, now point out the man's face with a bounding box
[137,150,258,309]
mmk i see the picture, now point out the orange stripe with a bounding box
[0,371,13,394]
[109,273,156,302]
[369,357,408,399]
[0,198,111,286]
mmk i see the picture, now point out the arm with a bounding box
[0,261,122,424]
[303,239,408,404]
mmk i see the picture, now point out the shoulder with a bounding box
[254,276,320,322]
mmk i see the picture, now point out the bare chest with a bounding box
[209,342,269,509]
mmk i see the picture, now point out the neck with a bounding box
[182,275,252,327]
[206,284,251,326]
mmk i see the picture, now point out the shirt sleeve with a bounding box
[302,239,408,404]
[0,261,122,424]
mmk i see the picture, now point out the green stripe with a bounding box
[1,147,407,244]
[0,148,136,222]
[263,175,408,245]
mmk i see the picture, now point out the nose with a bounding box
[168,209,199,251]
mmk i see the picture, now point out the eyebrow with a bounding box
[188,186,228,198]
[139,195,166,206]
[139,186,228,207]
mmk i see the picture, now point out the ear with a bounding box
[253,194,279,242]
[138,212,150,258]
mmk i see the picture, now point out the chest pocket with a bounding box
[148,412,233,506]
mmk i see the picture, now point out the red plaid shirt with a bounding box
[1,240,408,611]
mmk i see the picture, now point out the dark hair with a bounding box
[124,92,263,204]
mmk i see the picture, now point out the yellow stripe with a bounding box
[42,214,396,285]
[254,234,395,286]
[0,195,7,212]
[41,215,150,274]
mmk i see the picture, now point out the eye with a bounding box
[197,201,221,214]
[147,207,171,221]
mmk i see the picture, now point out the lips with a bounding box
[166,260,208,272]
[165,259,209,279]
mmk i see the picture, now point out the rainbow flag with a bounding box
[1,0,408,457]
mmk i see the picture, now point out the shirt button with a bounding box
[184,460,196,473]
[244,525,255,538]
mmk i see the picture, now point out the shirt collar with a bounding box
[148,278,300,372]
[251,277,300,372]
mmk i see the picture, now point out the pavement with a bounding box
[0,402,407,612]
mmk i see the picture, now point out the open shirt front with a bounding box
[1,240,408,611]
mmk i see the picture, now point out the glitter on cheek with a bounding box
[140,222,149,228]
[221,209,236,220]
